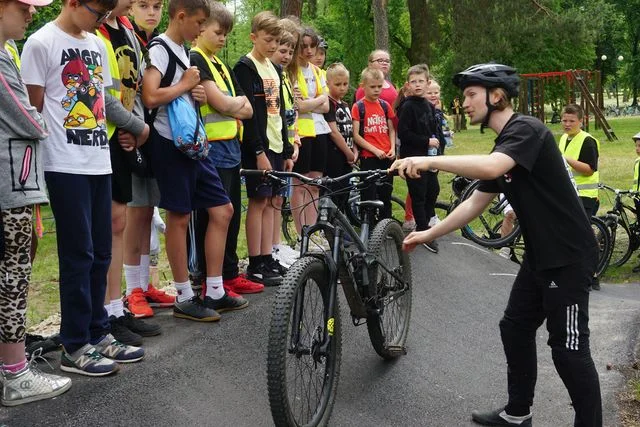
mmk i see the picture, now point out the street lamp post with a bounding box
[600,54,607,111]
[616,55,624,109]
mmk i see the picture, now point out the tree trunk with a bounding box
[631,28,640,106]
[281,0,302,18]
[407,0,431,65]
[372,0,389,51]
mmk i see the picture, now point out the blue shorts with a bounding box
[150,128,230,213]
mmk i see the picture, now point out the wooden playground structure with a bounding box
[518,69,618,141]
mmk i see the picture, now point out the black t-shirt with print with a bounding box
[325,97,354,148]
[105,23,139,105]
[189,52,245,97]
[477,114,597,271]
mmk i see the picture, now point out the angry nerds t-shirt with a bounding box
[21,22,112,175]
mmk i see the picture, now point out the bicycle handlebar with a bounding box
[240,168,397,186]
[599,183,639,196]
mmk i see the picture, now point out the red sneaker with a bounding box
[144,283,175,308]
[125,288,154,318]
[224,275,264,294]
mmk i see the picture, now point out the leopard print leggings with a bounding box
[0,206,33,343]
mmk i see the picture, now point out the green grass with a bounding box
[26,116,640,327]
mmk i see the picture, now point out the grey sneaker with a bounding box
[93,334,144,363]
[173,296,221,322]
[1,352,72,406]
[60,344,118,377]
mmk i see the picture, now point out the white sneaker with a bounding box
[428,215,440,228]
[498,247,511,259]
[274,244,299,266]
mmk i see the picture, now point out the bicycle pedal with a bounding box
[384,345,407,356]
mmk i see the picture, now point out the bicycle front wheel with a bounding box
[366,219,412,359]
[608,218,633,268]
[267,257,341,427]
[591,216,612,277]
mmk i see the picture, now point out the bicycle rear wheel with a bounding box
[460,180,520,248]
[591,216,611,277]
[267,257,341,427]
[366,219,412,359]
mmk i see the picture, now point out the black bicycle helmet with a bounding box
[452,63,520,99]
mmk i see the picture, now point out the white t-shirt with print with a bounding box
[21,22,113,175]
[147,33,193,140]
[302,65,330,135]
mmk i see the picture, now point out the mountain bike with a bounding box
[598,184,640,268]
[241,168,412,427]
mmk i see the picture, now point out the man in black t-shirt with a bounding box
[391,63,602,427]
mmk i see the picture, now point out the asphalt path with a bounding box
[2,234,640,427]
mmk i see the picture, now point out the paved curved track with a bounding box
[3,234,639,427]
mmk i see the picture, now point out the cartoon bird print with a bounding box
[60,58,90,111]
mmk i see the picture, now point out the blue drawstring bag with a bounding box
[167,98,208,160]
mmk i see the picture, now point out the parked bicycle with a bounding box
[241,168,412,427]
[598,184,640,268]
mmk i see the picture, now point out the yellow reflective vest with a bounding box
[5,41,20,69]
[96,30,123,140]
[558,130,600,199]
[282,72,297,144]
[296,64,322,138]
[190,47,239,142]
[633,158,640,192]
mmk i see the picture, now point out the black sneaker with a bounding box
[268,258,288,276]
[25,334,61,357]
[423,240,439,253]
[590,276,601,291]
[247,262,283,287]
[202,293,249,313]
[115,312,162,337]
[471,407,532,426]
[173,296,221,322]
[109,315,143,346]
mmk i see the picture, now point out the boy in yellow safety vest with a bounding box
[558,103,600,217]
[188,0,263,295]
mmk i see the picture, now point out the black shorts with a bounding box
[293,134,328,174]
[109,135,132,204]
[243,149,284,199]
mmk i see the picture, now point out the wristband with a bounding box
[255,149,265,156]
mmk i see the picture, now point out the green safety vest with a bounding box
[296,63,322,138]
[282,72,296,144]
[558,130,600,199]
[96,30,123,139]
[191,47,239,142]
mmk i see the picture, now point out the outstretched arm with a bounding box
[391,152,516,181]
[403,189,496,251]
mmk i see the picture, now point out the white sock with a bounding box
[124,264,141,296]
[111,299,125,318]
[104,303,113,317]
[174,281,194,303]
[140,254,151,291]
[205,276,225,299]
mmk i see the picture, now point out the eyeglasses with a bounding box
[81,2,112,23]
[370,58,391,64]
